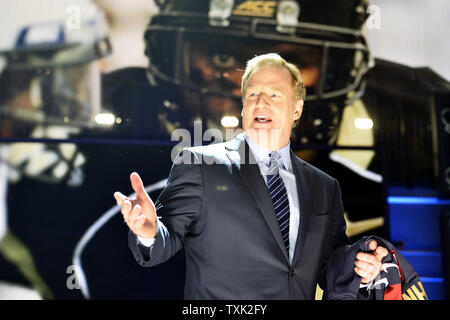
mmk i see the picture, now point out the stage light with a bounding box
[354,118,373,129]
[94,113,115,126]
[387,196,450,205]
[221,115,239,128]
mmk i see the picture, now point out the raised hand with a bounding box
[114,172,157,239]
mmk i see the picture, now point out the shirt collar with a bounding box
[243,132,292,171]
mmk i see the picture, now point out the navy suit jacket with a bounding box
[129,134,350,299]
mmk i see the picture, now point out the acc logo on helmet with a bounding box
[232,0,277,18]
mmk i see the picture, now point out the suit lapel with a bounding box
[290,150,313,266]
[225,135,290,264]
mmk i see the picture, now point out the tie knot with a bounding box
[266,152,282,176]
[270,152,281,161]
[269,152,282,168]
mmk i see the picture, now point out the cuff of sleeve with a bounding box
[360,279,374,290]
[137,235,156,247]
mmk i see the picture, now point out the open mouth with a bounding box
[255,116,272,123]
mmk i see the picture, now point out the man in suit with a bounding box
[114,53,387,299]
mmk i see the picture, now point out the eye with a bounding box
[270,93,280,98]
[212,54,235,68]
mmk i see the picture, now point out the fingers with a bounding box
[368,240,378,251]
[355,259,378,277]
[356,252,380,266]
[126,203,143,228]
[355,251,382,283]
[113,191,127,206]
[130,172,146,199]
[121,199,133,221]
[375,246,389,261]
[114,192,133,219]
[132,211,147,230]
[354,266,373,283]
[355,242,390,283]
[366,240,388,261]
[114,193,135,222]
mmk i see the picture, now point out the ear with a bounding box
[293,99,303,120]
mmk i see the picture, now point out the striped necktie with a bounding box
[266,152,290,253]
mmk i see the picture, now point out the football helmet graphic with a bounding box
[145,0,373,143]
[0,0,111,138]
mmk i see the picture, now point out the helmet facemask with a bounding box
[145,0,372,142]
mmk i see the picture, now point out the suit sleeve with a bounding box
[330,179,351,250]
[128,149,203,267]
[318,179,351,290]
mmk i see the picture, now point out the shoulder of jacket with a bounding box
[182,142,227,156]
[294,155,338,184]
[174,142,228,165]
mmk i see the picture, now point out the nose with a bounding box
[255,92,270,108]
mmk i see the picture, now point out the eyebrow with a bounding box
[246,85,284,92]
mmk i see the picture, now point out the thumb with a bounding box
[130,172,146,198]
[368,240,378,251]
[130,172,156,221]
[375,246,389,262]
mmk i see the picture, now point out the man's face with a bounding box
[241,65,303,150]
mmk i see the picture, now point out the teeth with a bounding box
[255,116,269,123]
